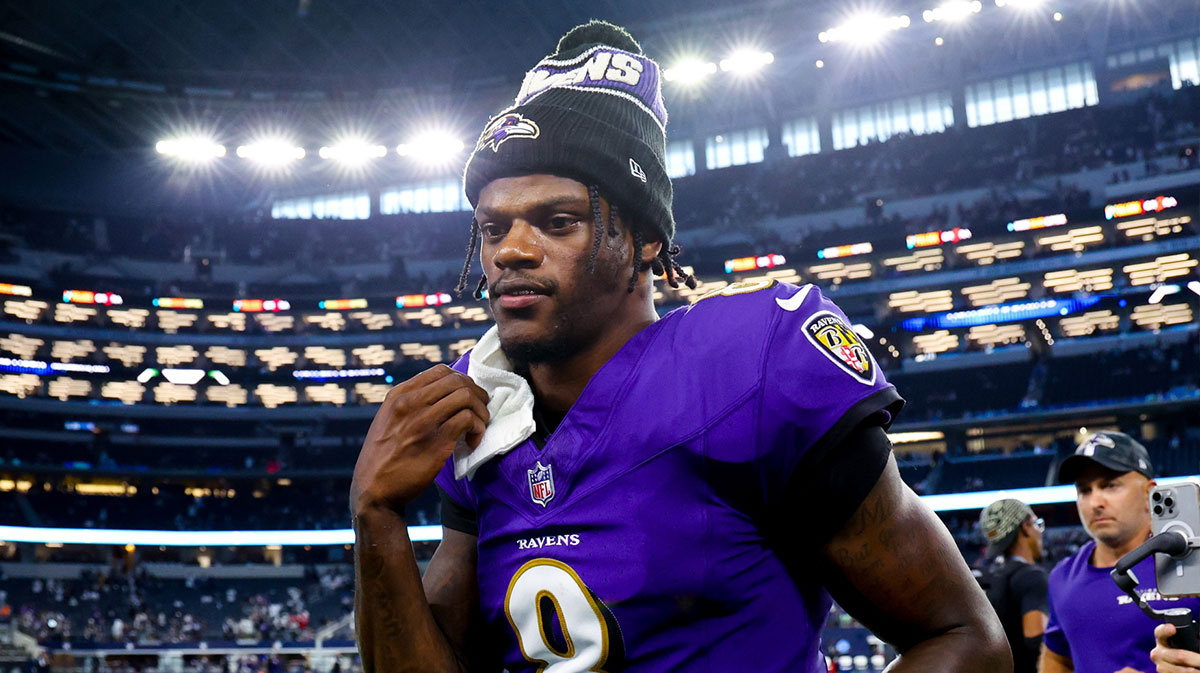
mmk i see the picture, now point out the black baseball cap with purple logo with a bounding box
[1057,430,1154,484]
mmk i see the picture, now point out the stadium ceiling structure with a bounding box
[0,0,797,153]
[0,0,1193,155]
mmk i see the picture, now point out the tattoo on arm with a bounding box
[818,455,1009,672]
[354,510,481,673]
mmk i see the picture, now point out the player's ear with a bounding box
[642,236,663,267]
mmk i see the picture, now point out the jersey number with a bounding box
[504,558,620,672]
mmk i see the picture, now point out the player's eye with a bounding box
[480,222,506,239]
[546,215,579,231]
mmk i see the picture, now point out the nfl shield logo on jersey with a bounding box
[527,461,555,507]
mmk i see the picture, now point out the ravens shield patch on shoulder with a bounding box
[802,310,876,385]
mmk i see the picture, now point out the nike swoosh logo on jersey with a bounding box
[775,285,812,311]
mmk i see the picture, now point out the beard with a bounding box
[494,249,628,369]
[499,310,579,368]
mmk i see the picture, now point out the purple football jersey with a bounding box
[436,281,903,672]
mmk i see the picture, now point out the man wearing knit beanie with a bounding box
[351,20,1008,673]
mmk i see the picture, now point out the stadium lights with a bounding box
[162,368,207,385]
[718,49,775,75]
[318,138,387,165]
[851,324,876,340]
[396,132,467,165]
[1148,284,1182,304]
[13,476,1200,546]
[995,0,1044,8]
[923,0,982,23]
[818,13,911,46]
[236,139,306,166]
[0,282,32,297]
[155,136,226,162]
[1189,281,1200,297]
[663,58,717,84]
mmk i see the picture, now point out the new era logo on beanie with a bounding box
[463,20,675,247]
[629,158,646,182]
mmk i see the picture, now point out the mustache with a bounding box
[488,275,559,297]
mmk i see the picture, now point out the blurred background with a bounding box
[0,0,1197,670]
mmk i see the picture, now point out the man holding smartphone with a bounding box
[1040,431,1200,673]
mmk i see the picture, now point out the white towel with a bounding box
[453,325,537,480]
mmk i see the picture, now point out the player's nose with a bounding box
[492,220,543,270]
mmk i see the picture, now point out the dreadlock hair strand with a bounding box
[473,274,488,300]
[587,184,604,273]
[455,218,481,297]
[654,243,695,290]
[628,227,644,292]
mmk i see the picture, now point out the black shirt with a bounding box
[981,557,1049,673]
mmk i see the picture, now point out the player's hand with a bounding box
[1151,623,1200,673]
[350,365,489,516]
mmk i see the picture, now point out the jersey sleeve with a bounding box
[755,283,904,502]
[776,423,893,544]
[438,485,479,536]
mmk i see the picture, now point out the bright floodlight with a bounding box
[819,13,911,45]
[396,132,466,165]
[155,136,226,162]
[719,49,775,74]
[236,139,306,166]
[318,139,387,165]
[663,59,717,84]
[923,0,982,23]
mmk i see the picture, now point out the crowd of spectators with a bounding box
[1,566,353,647]
[0,477,442,535]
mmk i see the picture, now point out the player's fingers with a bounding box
[426,386,490,428]
[438,408,488,448]
[406,369,488,413]
[388,365,453,400]
[463,415,488,449]
[459,374,490,407]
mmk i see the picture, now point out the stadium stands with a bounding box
[1,3,1198,669]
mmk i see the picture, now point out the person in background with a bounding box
[980,497,1048,673]
[1040,431,1200,673]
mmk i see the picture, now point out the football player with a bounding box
[351,21,1009,673]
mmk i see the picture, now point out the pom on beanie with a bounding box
[555,20,641,56]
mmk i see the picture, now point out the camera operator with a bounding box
[1040,431,1200,673]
